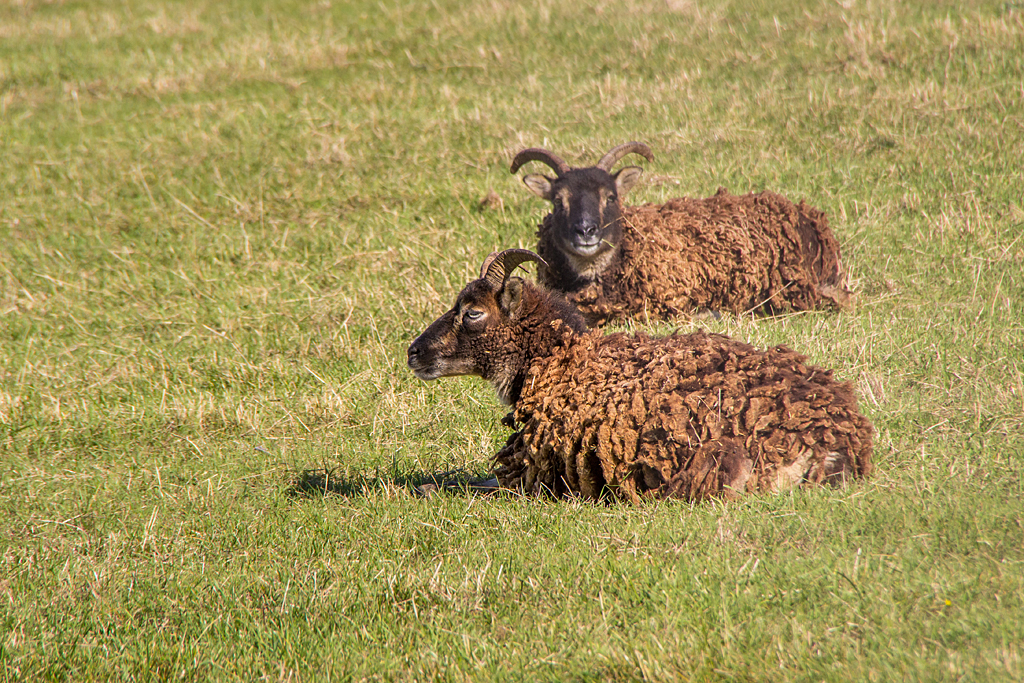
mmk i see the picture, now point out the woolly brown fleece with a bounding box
[492,328,872,503]
[536,188,851,326]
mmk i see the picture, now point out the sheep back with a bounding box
[492,329,872,502]
[538,188,851,326]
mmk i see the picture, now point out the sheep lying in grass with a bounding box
[512,143,852,326]
[407,249,873,502]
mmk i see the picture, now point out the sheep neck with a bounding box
[489,285,584,406]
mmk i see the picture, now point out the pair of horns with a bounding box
[509,141,654,176]
[479,249,546,288]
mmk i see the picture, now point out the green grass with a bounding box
[2,0,1023,680]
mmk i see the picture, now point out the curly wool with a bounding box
[536,188,851,326]
[492,328,872,502]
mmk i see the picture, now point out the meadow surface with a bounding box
[1,0,1023,680]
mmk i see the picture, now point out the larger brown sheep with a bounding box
[407,249,873,503]
[513,143,852,326]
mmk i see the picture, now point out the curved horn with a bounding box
[510,148,570,176]
[595,141,654,172]
[480,249,547,288]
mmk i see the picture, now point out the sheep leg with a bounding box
[415,476,501,497]
[661,438,753,501]
[718,442,754,500]
[467,477,500,492]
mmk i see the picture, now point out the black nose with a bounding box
[407,341,422,366]
[574,218,599,240]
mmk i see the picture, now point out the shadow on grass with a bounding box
[285,467,503,500]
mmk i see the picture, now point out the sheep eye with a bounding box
[606,194,617,205]
[463,309,485,322]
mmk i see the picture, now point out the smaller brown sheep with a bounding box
[407,249,872,503]
[513,143,852,326]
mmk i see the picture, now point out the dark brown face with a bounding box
[551,169,623,257]
[522,166,644,260]
[406,279,517,382]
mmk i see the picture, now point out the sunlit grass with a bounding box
[1,0,1023,680]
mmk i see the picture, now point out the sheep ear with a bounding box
[499,278,524,316]
[522,174,553,200]
[614,166,643,196]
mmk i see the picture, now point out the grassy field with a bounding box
[2,0,1023,680]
